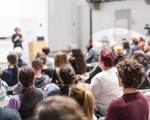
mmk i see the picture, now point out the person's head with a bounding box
[14,27,20,34]
[99,51,115,70]
[54,52,69,68]
[14,47,23,59]
[146,69,150,83]
[116,59,144,89]
[35,96,88,120]
[122,40,130,50]
[132,38,138,45]
[7,52,18,78]
[133,50,149,66]
[114,45,124,57]
[138,37,145,42]
[35,52,46,65]
[59,64,76,86]
[70,48,87,74]
[42,46,50,56]
[32,58,43,71]
[144,40,150,52]
[18,66,35,100]
[69,83,95,120]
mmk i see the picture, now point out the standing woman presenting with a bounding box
[12,27,23,49]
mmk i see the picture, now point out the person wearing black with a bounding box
[131,38,139,54]
[47,64,75,96]
[12,27,23,49]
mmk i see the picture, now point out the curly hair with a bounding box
[133,50,149,66]
[116,59,144,89]
[69,48,87,74]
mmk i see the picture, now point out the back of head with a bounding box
[114,45,124,56]
[133,50,149,66]
[55,51,69,68]
[14,47,22,59]
[59,64,76,85]
[35,96,88,120]
[18,66,35,99]
[100,51,114,67]
[69,83,95,120]
[42,46,50,55]
[32,58,43,71]
[122,40,130,50]
[7,52,18,78]
[35,52,46,65]
[133,38,138,45]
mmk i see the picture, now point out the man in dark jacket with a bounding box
[131,38,139,54]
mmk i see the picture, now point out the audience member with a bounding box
[42,46,54,68]
[7,66,44,120]
[114,45,124,66]
[122,40,131,57]
[0,52,18,94]
[85,41,102,63]
[35,96,88,120]
[51,51,70,87]
[14,47,27,68]
[138,37,145,50]
[109,41,118,56]
[144,40,150,62]
[131,38,139,54]
[133,50,150,89]
[103,59,148,120]
[36,52,53,78]
[68,48,87,80]
[69,83,97,120]
[0,80,21,120]
[89,51,123,116]
[48,64,75,96]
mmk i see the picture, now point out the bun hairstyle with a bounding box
[7,52,18,78]
[69,83,95,120]
[14,27,20,32]
[18,66,35,100]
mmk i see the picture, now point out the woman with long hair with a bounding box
[51,51,70,87]
[69,83,97,120]
[6,66,43,120]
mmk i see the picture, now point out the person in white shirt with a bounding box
[89,50,123,116]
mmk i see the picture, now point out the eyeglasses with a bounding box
[116,71,119,76]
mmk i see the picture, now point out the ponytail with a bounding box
[83,90,94,120]
[13,64,18,78]
[23,84,35,100]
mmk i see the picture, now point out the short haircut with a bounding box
[59,64,75,85]
[117,59,144,89]
[35,96,88,120]
[100,51,114,67]
[42,46,50,55]
[114,45,124,56]
[32,58,43,70]
[35,52,46,65]
[14,47,22,59]
[14,27,20,32]
[132,38,138,45]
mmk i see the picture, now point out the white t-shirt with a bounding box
[89,67,123,116]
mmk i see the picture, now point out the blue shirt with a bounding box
[18,59,27,68]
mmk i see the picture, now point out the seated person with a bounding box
[144,40,150,63]
[48,64,75,96]
[103,59,149,120]
[130,38,139,54]
[114,45,124,66]
[69,83,97,120]
[35,96,88,120]
[42,46,54,68]
[122,40,131,57]
[0,80,8,103]
[89,51,123,116]
[85,41,102,63]
[0,52,18,95]
[14,47,27,68]
[7,66,44,120]
[36,52,53,78]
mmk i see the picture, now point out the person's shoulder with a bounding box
[2,69,9,73]
[47,89,60,96]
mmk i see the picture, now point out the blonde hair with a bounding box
[114,45,124,56]
[69,83,95,120]
[54,52,69,68]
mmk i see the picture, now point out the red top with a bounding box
[105,91,149,120]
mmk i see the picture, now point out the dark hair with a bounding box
[35,96,88,120]
[35,52,46,65]
[133,38,138,45]
[122,40,130,50]
[7,52,18,78]
[100,51,114,67]
[117,59,144,89]
[133,50,149,66]
[147,40,150,46]
[122,38,127,41]
[146,69,150,78]
[69,48,87,74]
[32,58,43,70]
[14,27,20,32]
[18,66,35,100]
[42,46,50,55]
[59,64,76,85]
